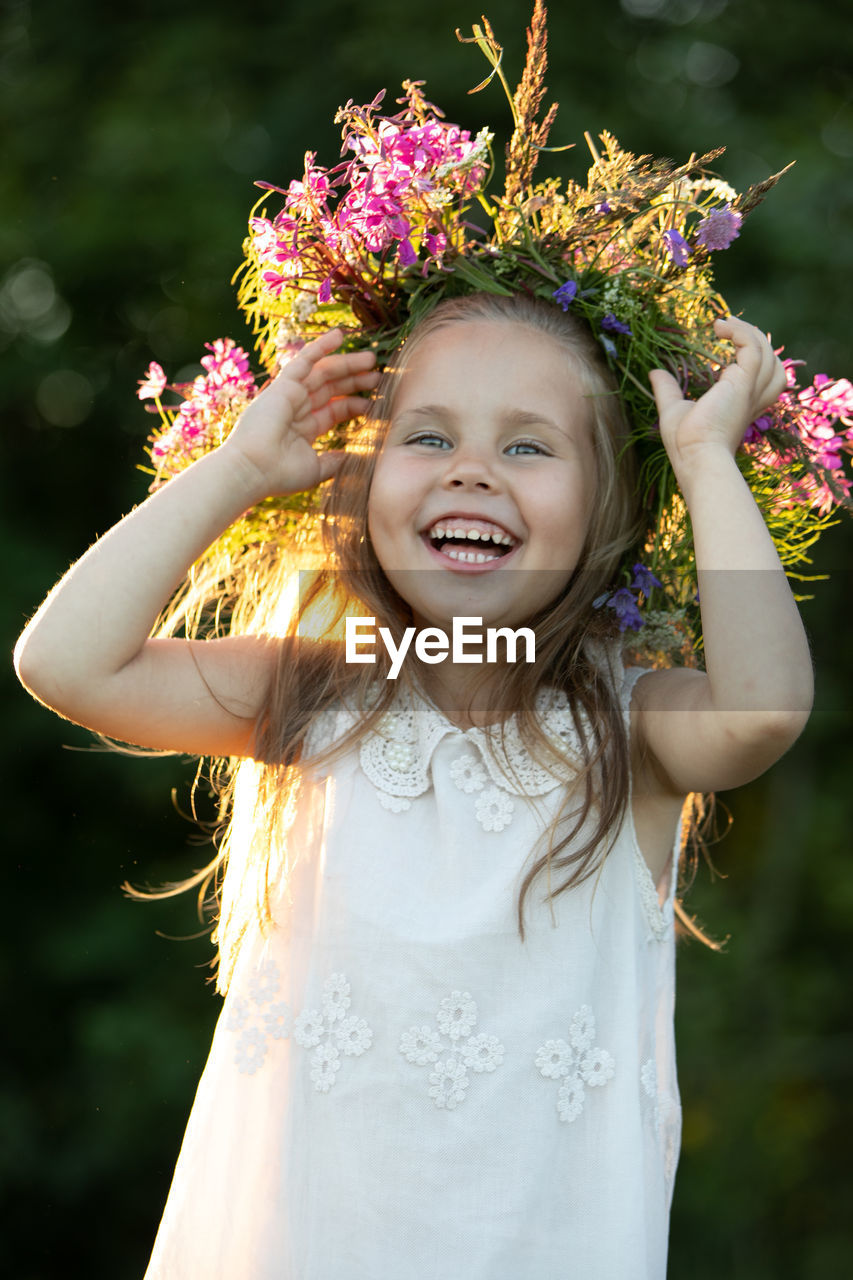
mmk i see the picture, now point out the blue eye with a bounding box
[506,440,549,456]
[407,431,449,448]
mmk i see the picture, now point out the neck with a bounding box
[415,662,509,728]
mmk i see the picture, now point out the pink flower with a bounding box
[137,361,167,400]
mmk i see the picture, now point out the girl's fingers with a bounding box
[648,368,685,413]
[306,372,380,416]
[304,393,375,437]
[303,353,378,399]
[714,316,785,413]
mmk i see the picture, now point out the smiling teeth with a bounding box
[429,524,516,546]
[443,547,502,563]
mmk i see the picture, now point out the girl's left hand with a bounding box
[648,316,787,478]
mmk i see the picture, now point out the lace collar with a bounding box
[356,685,588,822]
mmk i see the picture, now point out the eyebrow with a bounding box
[394,403,569,433]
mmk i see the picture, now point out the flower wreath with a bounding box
[137,0,852,661]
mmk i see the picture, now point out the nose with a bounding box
[442,444,499,491]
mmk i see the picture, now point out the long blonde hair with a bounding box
[145,293,698,992]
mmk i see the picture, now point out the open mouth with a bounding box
[423,519,518,565]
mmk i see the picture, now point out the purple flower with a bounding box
[600,335,617,360]
[601,313,632,336]
[662,228,691,267]
[695,205,742,252]
[317,277,333,304]
[397,237,417,266]
[596,200,612,213]
[552,280,578,311]
[630,563,662,595]
[424,230,447,259]
[607,587,644,633]
[743,414,773,445]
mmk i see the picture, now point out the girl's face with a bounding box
[367,320,597,632]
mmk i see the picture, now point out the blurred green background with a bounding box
[3,0,851,1275]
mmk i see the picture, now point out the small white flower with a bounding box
[436,991,478,1041]
[377,791,411,813]
[474,786,514,832]
[274,320,299,350]
[322,973,351,1021]
[428,1059,469,1110]
[226,996,251,1032]
[336,1015,372,1055]
[248,959,280,1006]
[310,1058,341,1093]
[263,1002,292,1041]
[313,1041,341,1070]
[399,1025,442,1065]
[557,1075,586,1123]
[449,753,487,794]
[569,1005,595,1052]
[294,1008,325,1048]
[462,1033,505,1073]
[291,292,318,322]
[234,1026,267,1076]
[580,1047,615,1087]
[535,1038,574,1079]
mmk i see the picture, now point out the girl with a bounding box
[15,289,811,1278]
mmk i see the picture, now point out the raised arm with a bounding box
[14,331,378,758]
[632,317,814,795]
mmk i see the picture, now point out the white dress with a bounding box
[145,666,682,1279]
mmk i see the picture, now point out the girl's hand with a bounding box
[648,317,787,481]
[222,328,380,501]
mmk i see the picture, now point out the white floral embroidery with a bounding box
[634,848,673,942]
[449,753,487,793]
[580,1047,616,1086]
[429,1058,469,1110]
[226,996,251,1033]
[400,990,505,1109]
[569,1005,595,1052]
[293,1008,325,1048]
[322,972,351,1021]
[377,791,411,812]
[248,957,280,1006]
[557,1075,585,1122]
[535,1005,615,1123]
[641,1058,659,1109]
[641,1056,681,1184]
[474,786,514,832]
[294,973,373,1093]
[337,1015,373,1054]
[399,1026,442,1065]
[535,1039,574,1079]
[264,1002,293,1041]
[435,991,478,1040]
[234,1025,268,1076]
[461,1033,504,1073]
[226,959,292,1075]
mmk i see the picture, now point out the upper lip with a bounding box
[420,512,521,545]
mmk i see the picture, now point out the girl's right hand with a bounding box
[222,329,380,502]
